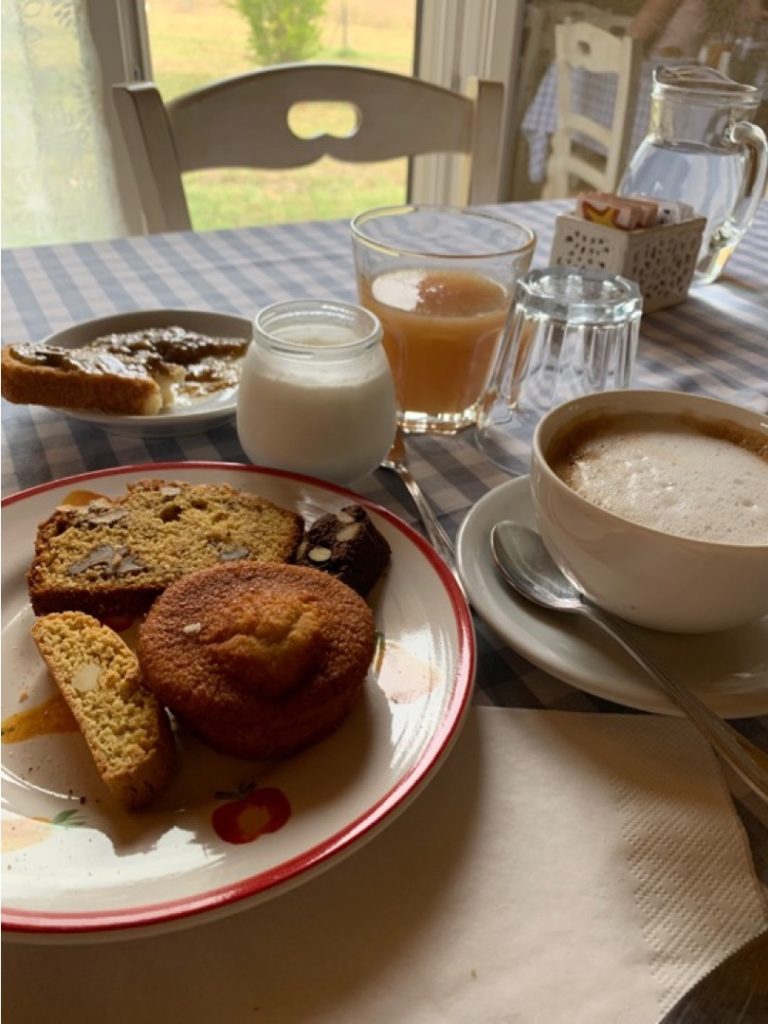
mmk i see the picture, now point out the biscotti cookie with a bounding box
[295,504,391,595]
[138,562,375,759]
[28,479,304,618]
[31,612,176,809]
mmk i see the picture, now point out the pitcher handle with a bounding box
[728,120,768,242]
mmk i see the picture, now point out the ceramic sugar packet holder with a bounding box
[550,191,706,313]
[550,209,706,313]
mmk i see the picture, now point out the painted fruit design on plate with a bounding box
[211,784,291,844]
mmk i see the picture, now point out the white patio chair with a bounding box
[113,64,505,234]
[545,21,642,196]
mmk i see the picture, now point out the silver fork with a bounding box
[380,428,457,567]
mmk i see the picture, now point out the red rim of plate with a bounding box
[1,461,476,937]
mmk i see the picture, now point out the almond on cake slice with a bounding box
[31,612,176,810]
[27,479,305,619]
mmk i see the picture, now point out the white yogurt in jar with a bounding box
[237,300,396,484]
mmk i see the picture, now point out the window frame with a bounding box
[85,0,152,231]
[414,0,526,203]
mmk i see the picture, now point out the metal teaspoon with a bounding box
[380,428,456,565]
[490,520,768,804]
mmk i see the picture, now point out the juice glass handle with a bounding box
[728,120,768,239]
[490,305,537,406]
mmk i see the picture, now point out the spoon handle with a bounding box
[389,464,472,603]
[393,464,456,565]
[586,604,768,801]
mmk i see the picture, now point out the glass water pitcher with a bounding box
[619,65,767,284]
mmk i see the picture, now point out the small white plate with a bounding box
[38,309,252,438]
[457,476,768,718]
[1,463,475,941]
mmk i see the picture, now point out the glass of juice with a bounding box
[351,206,536,435]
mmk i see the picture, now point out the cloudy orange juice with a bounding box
[351,206,536,433]
[358,267,512,432]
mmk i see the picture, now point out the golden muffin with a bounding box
[137,561,375,758]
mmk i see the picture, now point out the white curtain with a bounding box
[1,0,129,247]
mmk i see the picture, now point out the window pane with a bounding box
[1,1,128,247]
[144,0,417,229]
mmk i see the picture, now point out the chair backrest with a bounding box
[514,2,634,124]
[552,2,633,37]
[546,21,642,195]
[113,64,505,234]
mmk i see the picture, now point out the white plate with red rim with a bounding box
[30,308,252,438]
[1,462,475,942]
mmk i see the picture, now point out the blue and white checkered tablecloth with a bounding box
[3,200,768,869]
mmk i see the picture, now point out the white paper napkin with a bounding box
[5,708,767,1024]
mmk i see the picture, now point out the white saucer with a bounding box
[456,476,768,718]
[38,309,252,438]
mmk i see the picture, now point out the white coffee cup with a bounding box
[530,389,768,633]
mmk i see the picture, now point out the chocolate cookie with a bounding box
[295,505,390,595]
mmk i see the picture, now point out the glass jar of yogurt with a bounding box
[237,299,397,484]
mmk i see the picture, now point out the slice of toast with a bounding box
[1,343,174,415]
[1,327,249,416]
[31,612,176,810]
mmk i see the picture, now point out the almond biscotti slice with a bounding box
[28,479,305,618]
[31,612,176,810]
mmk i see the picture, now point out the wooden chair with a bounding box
[509,3,634,199]
[545,21,642,197]
[553,2,633,36]
[515,3,634,127]
[112,64,504,234]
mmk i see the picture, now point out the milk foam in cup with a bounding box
[530,389,768,633]
[549,412,768,545]
[237,299,396,485]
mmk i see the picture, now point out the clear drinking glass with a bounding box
[474,268,641,473]
[351,205,536,435]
